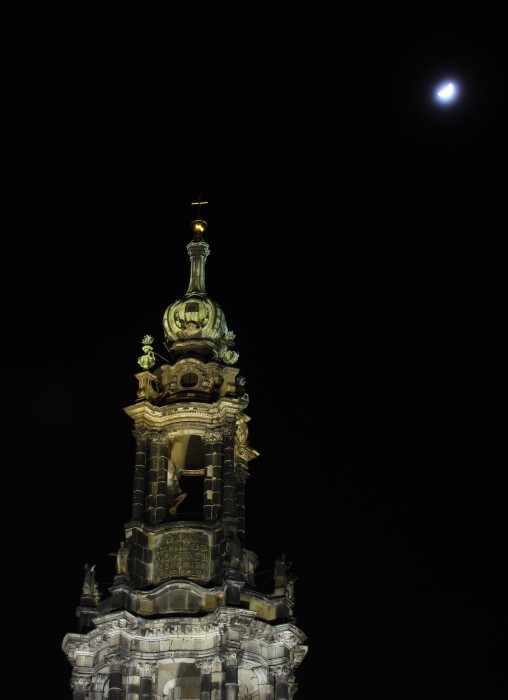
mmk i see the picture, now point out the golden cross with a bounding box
[191,196,209,218]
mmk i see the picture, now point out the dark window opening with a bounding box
[181,372,199,387]
[176,475,204,520]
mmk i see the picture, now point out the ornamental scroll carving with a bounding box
[235,418,248,451]
[153,531,210,583]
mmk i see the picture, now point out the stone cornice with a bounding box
[63,606,308,670]
[124,398,247,431]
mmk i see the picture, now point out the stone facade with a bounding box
[64,608,305,699]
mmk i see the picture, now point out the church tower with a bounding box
[62,204,308,699]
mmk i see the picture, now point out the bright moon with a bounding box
[438,83,454,98]
[435,81,458,103]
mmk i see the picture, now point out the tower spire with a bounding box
[63,202,308,699]
[186,197,210,295]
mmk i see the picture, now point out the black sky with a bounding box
[3,5,506,699]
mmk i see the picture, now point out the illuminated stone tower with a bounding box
[62,204,308,699]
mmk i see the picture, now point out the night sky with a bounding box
[4,5,506,699]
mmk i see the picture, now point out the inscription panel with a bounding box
[153,531,210,583]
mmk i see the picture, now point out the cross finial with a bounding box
[191,196,208,218]
[190,196,209,238]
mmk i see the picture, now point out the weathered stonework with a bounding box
[63,608,307,699]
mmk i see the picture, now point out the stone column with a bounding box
[222,650,240,700]
[196,658,213,700]
[70,674,90,699]
[222,424,237,517]
[131,429,148,521]
[107,655,124,699]
[203,429,223,521]
[273,665,290,700]
[139,662,155,700]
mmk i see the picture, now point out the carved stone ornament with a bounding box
[183,320,202,336]
[272,664,291,682]
[291,646,308,666]
[213,331,239,365]
[109,541,129,576]
[90,634,104,648]
[150,430,171,446]
[107,653,126,672]
[132,428,150,441]
[195,658,213,673]
[235,418,248,449]
[221,423,237,439]
[220,348,239,364]
[70,675,91,690]
[203,429,223,443]
[91,674,108,692]
[138,662,157,678]
[81,563,98,599]
[288,681,299,699]
[138,335,156,370]
[222,650,240,666]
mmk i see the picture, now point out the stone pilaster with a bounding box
[256,667,274,700]
[196,658,213,700]
[139,661,156,700]
[203,429,223,521]
[91,673,108,696]
[222,424,237,517]
[273,664,290,700]
[107,654,125,699]
[222,650,240,700]
[70,673,90,699]
[145,431,170,524]
[234,462,248,540]
[131,429,148,521]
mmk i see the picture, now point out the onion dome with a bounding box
[162,208,239,364]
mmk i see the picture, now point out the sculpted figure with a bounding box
[82,563,100,603]
[109,541,129,576]
[82,563,96,596]
[274,553,292,588]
